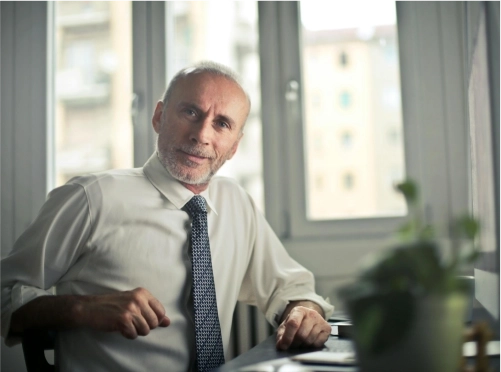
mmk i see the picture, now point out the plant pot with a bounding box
[345,291,468,372]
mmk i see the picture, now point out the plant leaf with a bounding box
[395,180,418,205]
[456,216,480,240]
[419,225,435,240]
[396,222,415,241]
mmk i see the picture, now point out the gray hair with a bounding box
[161,61,251,109]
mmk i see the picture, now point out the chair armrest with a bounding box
[21,329,56,372]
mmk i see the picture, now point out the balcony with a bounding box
[57,69,110,106]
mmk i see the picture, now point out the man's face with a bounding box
[153,72,249,187]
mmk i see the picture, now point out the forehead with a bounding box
[169,72,249,119]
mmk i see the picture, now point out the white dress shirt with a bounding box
[1,153,333,371]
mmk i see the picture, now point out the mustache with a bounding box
[178,144,215,159]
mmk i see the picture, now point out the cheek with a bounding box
[215,140,239,160]
[157,132,174,152]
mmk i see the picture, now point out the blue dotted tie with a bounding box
[183,195,225,372]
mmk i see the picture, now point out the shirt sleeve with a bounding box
[237,198,334,328]
[1,183,92,346]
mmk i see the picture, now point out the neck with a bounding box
[180,181,209,194]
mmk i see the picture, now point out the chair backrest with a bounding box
[22,329,56,372]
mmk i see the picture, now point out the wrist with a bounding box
[68,295,95,329]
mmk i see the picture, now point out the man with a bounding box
[1,62,333,371]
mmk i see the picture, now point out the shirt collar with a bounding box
[143,152,218,215]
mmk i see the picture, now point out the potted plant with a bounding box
[339,180,479,372]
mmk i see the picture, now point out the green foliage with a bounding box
[342,179,480,298]
[455,215,480,240]
[396,180,418,205]
[338,179,480,355]
[345,292,415,356]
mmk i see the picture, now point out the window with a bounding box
[343,173,354,190]
[341,131,353,149]
[300,0,406,222]
[53,1,133,187]
[339,91,352,108]
[339,51,348,67]
[258,1,470,249]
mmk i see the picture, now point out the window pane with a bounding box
[300,1,406,220]
[166,1,264,212]
[53,2,133,187]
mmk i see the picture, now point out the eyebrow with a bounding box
[177,101,236,127]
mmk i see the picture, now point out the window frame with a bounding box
[258,2,470,272]
[132,1,166,167]
[1,2,164,257]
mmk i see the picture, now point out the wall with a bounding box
[1,2,49,370]
[1,2,49,258]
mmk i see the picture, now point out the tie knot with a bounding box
[183,195,207,216]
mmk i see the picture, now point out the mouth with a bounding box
[179,150,209,164]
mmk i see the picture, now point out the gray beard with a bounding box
[157,143,225,186]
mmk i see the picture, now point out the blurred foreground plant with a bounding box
[339,179,480,358]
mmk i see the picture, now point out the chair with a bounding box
[21,329,56,372]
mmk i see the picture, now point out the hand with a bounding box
[76,287,170,339]
[276,305,330,350]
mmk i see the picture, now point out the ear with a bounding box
[152,101,165,134]
[227,132,244,160]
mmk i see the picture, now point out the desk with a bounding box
[219,305,500,371]
[218,333,499,372]
[218,334,357,372]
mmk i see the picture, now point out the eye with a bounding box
[217,121,230,129]
[183,108,197,117]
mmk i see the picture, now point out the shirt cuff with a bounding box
[2,284,53,346]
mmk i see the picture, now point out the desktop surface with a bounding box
[218,334,357,372]
[218,306,500,372]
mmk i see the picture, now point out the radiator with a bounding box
[227,302,274,359]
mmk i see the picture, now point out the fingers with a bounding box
[312,329,330,348]
[116,311,140,339]
[158,316,171,327]
[303,324,330,348]
[276,306,330,350]
[114,288,170,339]
[148,297,170,327]
[133,288,171,333]
[132,312,152,337]
[290,316,315,348]
[119,316,138,339]
[276,309,305,350]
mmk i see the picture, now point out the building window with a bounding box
[343,173,354,190]
[53,1,133,186]
[339,90,352,108]
[339,51,348,67]
[341,131,353,149]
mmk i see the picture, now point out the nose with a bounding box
[189,117,212,145]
